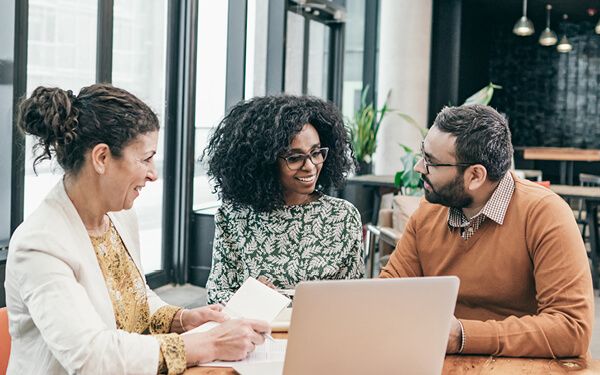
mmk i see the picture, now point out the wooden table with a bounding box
[523,147,600,185]
[550,184,600,287]
[184,332,600,374]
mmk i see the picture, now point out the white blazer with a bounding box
[5,180,169,375]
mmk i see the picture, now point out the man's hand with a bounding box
[446,316,462,354]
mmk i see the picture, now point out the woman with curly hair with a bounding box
[204,95,364,303]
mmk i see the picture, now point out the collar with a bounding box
[448,172,515,227]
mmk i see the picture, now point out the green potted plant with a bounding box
[394,83,502,194]
[347,85,390,175]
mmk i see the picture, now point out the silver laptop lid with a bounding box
[283,276,459,375]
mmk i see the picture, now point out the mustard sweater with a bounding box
[380,177,594,357]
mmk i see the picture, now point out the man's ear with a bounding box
[90,143,111,175]
[465,164,488,191]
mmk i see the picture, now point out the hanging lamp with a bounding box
[539,4,558,46]
[557,14,573,53]
[513,0,535,36]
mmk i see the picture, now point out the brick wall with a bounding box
[490,21,600,148]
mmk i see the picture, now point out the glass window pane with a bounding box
[1,0,16,241]
[244,0,269,99]
[342,0,365,118]
[306,20,329,98]
[25,0,98,217]
[284,11,304,95]
[112,0,168,273]
[194,0,229,208]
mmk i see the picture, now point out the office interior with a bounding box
[3,0,600,361]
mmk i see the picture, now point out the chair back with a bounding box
[0,307,10,375]
[576,174,600,221]
[580,173,600,187]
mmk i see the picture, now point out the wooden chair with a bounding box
[365,194,421,276]
[0,307,10,375]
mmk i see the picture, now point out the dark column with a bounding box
[428,0,462,125]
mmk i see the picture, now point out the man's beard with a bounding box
[422,173,472,208]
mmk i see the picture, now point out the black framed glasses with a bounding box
[280,147,329,170]
[419,141,475,174]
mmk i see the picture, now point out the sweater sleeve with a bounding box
[460,195,594,358]
[379,212,424,278]
[206,206,243,304]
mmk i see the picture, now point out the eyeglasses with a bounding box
[280,147,329,170]
[419,141,475,174]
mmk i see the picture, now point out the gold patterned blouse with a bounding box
[90,220,186,374]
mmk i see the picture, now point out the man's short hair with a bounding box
[433,104,513,181]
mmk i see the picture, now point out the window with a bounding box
[193,0,229,208]
[244,0,269,99]
[342,0,365,118]
[306,20,330,98]
[1,0,16,242]
[112,0,168,273]
[284,11,304,95]
[25,0,98,217]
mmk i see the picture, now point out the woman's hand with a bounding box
[257,275,276,289]
[181,319,271,365]
[174,305,228,333]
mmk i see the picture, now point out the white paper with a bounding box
[225,277,291,321]
[204,339,287,367]
[232,360,285,375]
[184,277,291,337]
[271,307,292,332]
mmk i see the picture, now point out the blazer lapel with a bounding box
[50,180,117,328]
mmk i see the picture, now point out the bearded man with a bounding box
[380,104,593,358]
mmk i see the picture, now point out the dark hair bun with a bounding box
[18,86,79,170]
[18,83,159,174]
[19,86,79,144]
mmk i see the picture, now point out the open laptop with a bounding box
[282,276,459,375]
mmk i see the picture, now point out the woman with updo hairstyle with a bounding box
[204,95,364,304]
[5,84,270,375]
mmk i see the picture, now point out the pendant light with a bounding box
[557,14,573,53]
[513,0,535,36]
[539,4,558,46]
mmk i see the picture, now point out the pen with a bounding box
[228,306,276,343]
[264,333,276,342]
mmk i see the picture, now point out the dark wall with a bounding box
[490,21,600,148]
[457,3,492,103]
[428,0,494,125]
[428,0,462,125]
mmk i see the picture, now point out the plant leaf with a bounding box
[463,82,502,106]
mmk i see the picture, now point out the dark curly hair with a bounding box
[18,83,159,174]
[203,95,356,212]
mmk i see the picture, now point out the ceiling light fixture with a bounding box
[539,4,558,46]
[513,0,535,36]
[557,14,573,53]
